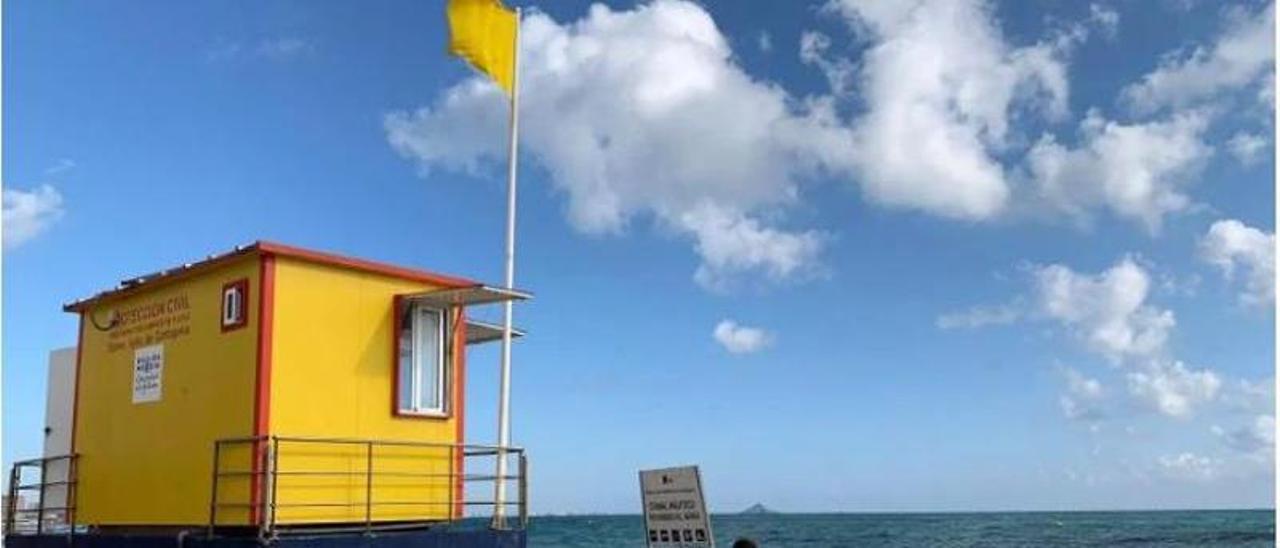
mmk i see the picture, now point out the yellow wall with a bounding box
[268,257,462,524]
[74,256,260,526]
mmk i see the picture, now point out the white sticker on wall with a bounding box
[133,344,163,403]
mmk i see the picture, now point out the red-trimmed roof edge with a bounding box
[63,240,478,312]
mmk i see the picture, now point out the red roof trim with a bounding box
[257,241,476,288]
[63,241,477,312]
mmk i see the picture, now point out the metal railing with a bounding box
[207,436,527,540]
[4,454,78,536]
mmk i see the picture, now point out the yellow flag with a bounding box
[447,0,518,95]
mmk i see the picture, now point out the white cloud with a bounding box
[1025,3,1274,232]
[385,79,508,176]
[1060,367,1106,421]
[389,0,1253,298]
[1221,377,1274,413]
[1226,132,1269,166]
[757,30,772,53]
[682,204,825,290]
[936,302,1021,329]
[1026,109,1212,233]
[208,37,314,62]
[388,0,1179,291]
[828,0,1076,220]
[43,159,76,176]
[713,320,773,354]
[958,256,1236,419]
[1089,4,1119,39]
[205,42,244,62]
[1032,257,1175,362]
[1213,414,1275,454]
[3,184,65,250]
[1122,1,1275,113]
[799,30,856,96]
[387,1,850,288]
[1127,359,1221,418]
[255,38,313,60]
[1199,219,1275,306]
[1259,71,1275,107]
[1157,452,1222,481]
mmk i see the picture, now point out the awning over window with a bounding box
[400,284,532,308]
[464,319,526,345]
[399,285,530,346]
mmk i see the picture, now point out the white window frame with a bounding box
[398,303,448,416]
[221,282,245,329]
[222,288,239,326]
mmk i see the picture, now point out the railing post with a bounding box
[35,458,47,535]
[67,455,78,536]
[255,439,274,542]
[364,441,374,535]
[207,441,222,538]
[5,464,20,535]
[518,453,528,529]
[269,437,280,539]
[448,445,455,522]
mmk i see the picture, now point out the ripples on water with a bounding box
[525,510,1274,547]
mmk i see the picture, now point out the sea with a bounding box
[522,510,1275,547]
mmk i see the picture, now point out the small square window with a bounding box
[221,279,248,332]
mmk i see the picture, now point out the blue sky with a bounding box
[3,0,1274,513]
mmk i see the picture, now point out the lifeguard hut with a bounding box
[4,241,530,547]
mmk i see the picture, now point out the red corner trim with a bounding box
[391,294,404,418]
[454,309,467,519]
[250,254,276,525]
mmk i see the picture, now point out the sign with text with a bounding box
[640,466,714,547]
[132,344,163,403]
[107,293,191,353]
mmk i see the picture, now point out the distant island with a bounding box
[741,503,777,515]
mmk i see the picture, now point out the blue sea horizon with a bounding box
[522,509,1275,547]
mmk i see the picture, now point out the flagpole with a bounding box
[493,6,520,530]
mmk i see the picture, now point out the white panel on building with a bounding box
[41,347,77,520]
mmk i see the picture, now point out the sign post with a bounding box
[639,466,715,547]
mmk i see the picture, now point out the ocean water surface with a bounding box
[524,510,1274,547]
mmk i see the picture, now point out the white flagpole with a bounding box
[493,6,521,530]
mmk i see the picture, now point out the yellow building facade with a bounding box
[65,242,523,530]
